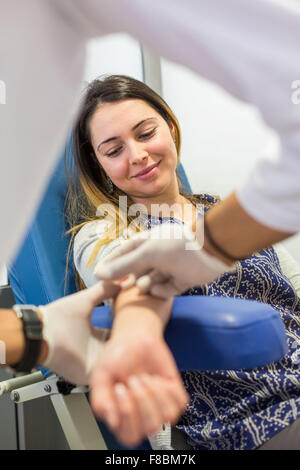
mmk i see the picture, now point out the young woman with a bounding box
[67,75,300,450]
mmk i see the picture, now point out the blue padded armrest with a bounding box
[92,296,287,371]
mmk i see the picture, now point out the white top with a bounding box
[1,0,300,265]
[74,219,131,288]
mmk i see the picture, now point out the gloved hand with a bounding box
[38,281,120,385]
[95,223,237,299]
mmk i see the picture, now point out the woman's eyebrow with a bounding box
[97,117,157,151]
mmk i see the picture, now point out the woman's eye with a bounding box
[140,128,156,139]
[106,146,122,157]
[105,128,156,156]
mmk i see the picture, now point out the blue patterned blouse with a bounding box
[144,194,300,450]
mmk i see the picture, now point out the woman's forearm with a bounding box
[110,286,173,341]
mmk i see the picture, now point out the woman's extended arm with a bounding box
[89,286,188,448]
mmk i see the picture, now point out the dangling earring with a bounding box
[106,176,114,194]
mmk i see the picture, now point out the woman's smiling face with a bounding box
[89,99,179,202]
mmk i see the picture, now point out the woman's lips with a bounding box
[134,161,160,180]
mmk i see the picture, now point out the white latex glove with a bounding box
[38,281,120,385]
[95,224,236,299]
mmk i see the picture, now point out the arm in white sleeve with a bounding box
[0,1,88,266]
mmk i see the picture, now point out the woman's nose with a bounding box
[128,142,149,165]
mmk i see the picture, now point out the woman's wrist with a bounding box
[110,286,173,344]
[115,286,171,323]
[111,307,165,342]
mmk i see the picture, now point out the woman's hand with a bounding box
[89,331,189,447]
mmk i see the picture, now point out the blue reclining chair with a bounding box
[8,139,288,449]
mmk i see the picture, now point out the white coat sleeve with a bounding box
[0,1,87,265]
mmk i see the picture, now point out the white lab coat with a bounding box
[1,0,300,266]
